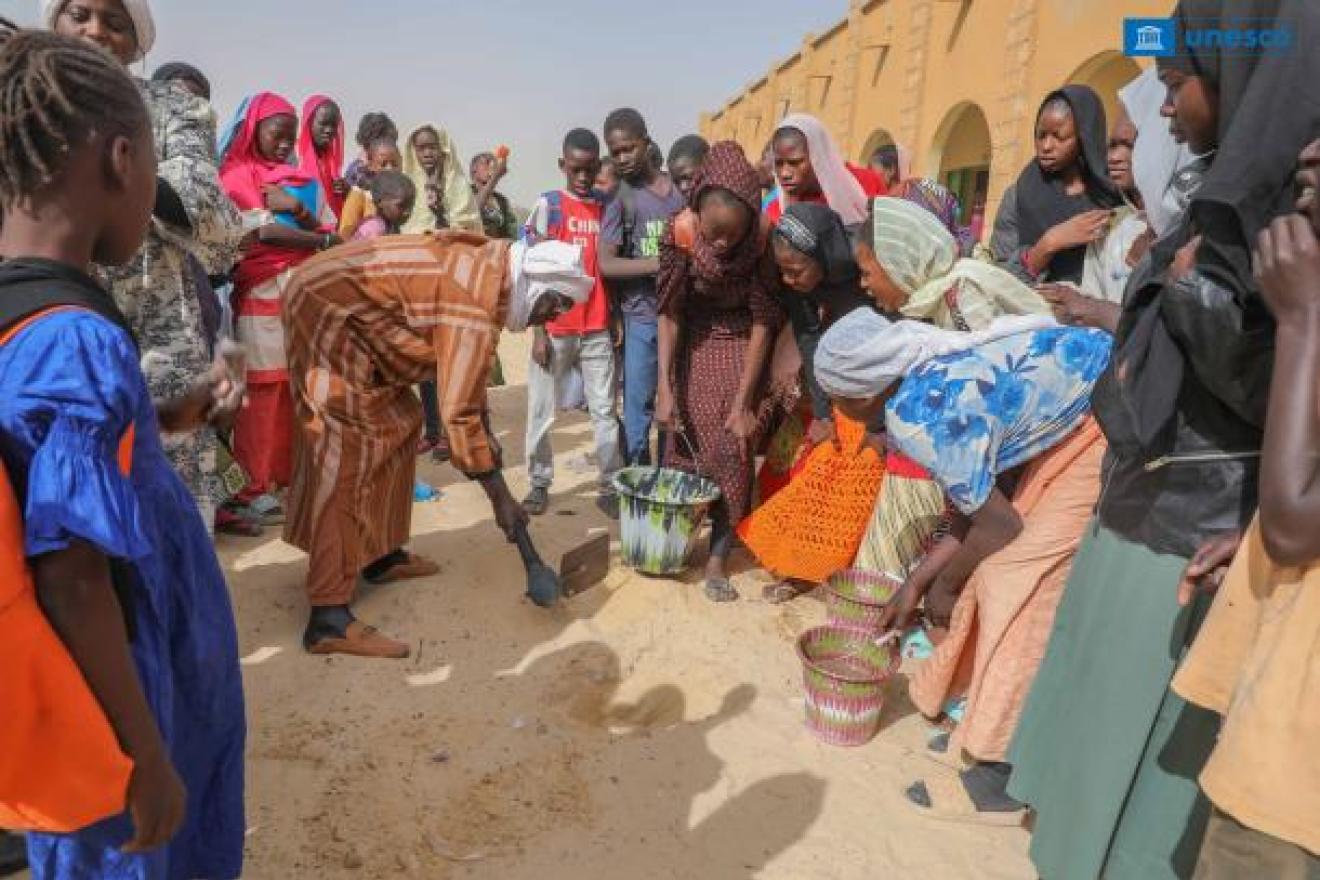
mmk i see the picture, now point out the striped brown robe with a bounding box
[282,232,510,606]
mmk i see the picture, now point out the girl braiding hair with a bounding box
[0,21,149,208]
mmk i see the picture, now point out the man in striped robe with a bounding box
[283,232,591,658]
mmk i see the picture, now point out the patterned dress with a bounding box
[885,327,1112,514]
[656,144,782,530]
[104,80,243,526]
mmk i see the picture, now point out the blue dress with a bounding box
[885,327,1112,514]
[0,312,245,880]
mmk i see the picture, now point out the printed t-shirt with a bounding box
[600,173,685,322]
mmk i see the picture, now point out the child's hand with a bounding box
[1254,213,1320,321]
[1177,530,1242,607]
[1046,209,1112,251]
[121,750,187,854]
[261,184,300,214]
[1170,234,1202,284]
[654,387,680,434]
[530,330,551,369]
[723,405,757,461]
[207,342,247,430]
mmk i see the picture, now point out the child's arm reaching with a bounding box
[598,241,659,279]
[34,541,187,853]
[1254,212,1320,566]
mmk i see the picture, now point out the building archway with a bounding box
[859,127,897,168]
[1066,51,1143,128]
[927,101,992,240]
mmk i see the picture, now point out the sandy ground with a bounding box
[215,334,1036,879]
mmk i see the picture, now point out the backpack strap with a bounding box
[0,306,135,477]
[544,190,564,241]
[523,190,565,244]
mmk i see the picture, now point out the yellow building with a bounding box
[701,0,1170,238]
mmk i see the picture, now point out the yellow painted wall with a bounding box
[701,0,1167,234]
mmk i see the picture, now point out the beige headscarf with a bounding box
[401,124,481,235]
[870,197,1049,330]
[44,0,156,62]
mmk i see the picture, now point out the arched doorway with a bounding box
[928,102,992,242]
[859,127,897,172]
[1067,51,1143,129]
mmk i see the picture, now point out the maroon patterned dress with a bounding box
[657,142,783,526]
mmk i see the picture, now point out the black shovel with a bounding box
[512,523,612,608]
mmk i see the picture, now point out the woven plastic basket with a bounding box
[796,625,900,747]
[824,569,902,634]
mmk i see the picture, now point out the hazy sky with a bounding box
[5,0,849,207]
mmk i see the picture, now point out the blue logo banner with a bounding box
[1124,17,1294,58]
[1124,18,1176,56]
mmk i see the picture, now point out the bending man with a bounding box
[283,232,592,658]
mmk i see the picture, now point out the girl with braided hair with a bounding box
[0,23,245,879]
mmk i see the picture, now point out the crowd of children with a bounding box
[1,0,1318,877]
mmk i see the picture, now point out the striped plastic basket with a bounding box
[796,625,901,747]
[824,569,902,634]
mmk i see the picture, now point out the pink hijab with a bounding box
[777,113,870,226]
[296,94,345,220]
[220,92,311,211]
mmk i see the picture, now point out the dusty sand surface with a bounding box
[220,335,1035,879]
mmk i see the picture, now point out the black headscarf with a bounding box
[773,203,859,288]
[1104,0,1319,450]
[773,202,872,320]
[771,203,873,421]
[1174,0,1320,296]
[1012,84,1124,283]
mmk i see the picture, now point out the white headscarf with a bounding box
[43,0,156,62]
[1118,66,1194,238]
[505,239,594,332]
[777,113,869,226]
[871,197,1050,329]
[814,307,1057,400]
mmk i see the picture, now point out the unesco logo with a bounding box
[1125,18,1176,56]
[1124,17,1294,58]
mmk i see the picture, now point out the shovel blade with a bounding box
[559,533,612,597]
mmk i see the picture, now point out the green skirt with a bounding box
[1007,523,1220,880]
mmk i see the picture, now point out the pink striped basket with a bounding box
[824,569,902,634]
[796,625,901,747]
